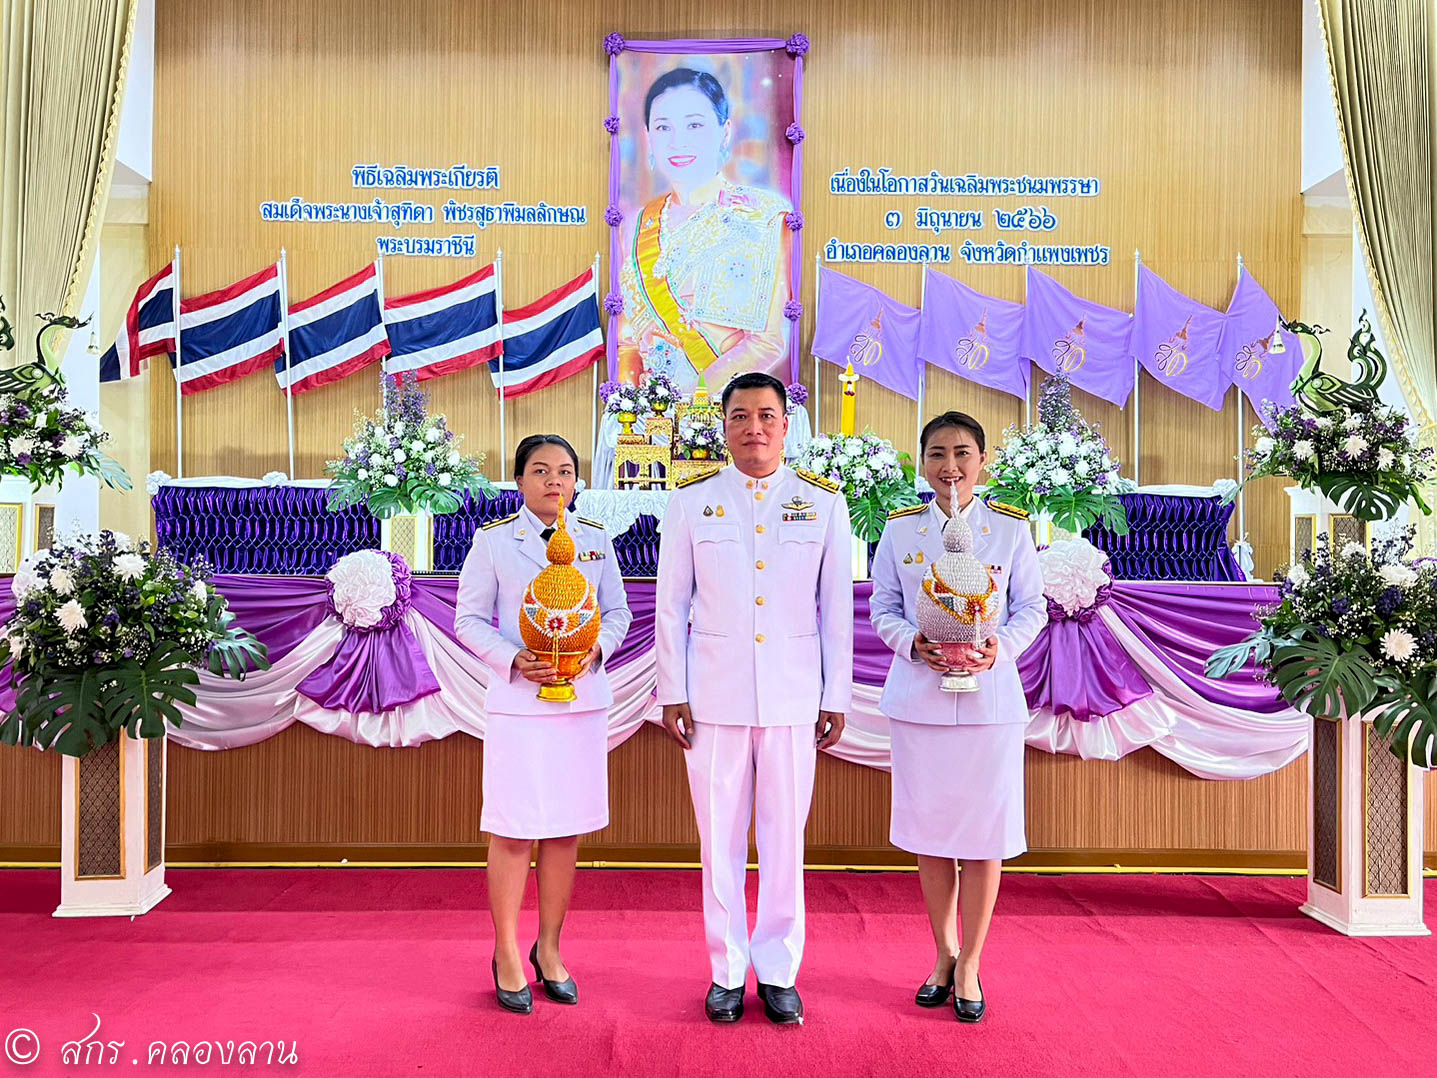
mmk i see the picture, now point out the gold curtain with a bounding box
[1317,0,1435,427]
[0,0,136,361]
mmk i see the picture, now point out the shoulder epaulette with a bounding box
[482,512,519,530]
[887,503,926,521]
[577,516,605,530]
[985,500,1029,521]
[676,467,721,489]
[795,468,841,493]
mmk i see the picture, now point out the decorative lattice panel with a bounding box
[0,504,22,574]
[146,738,164,873]
[1364,725,1408,896]
[1294,515,1316,562]
[35,504,55,551]
[77,739,123,879]
[1331,514,1367,553]
[1311,717,1340,892]
[388,516,419,565]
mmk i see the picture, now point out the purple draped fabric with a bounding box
[0,575,1287,725]
[1107,582,1285,712]
[1017,615,1152,721]
[295,626,440,713]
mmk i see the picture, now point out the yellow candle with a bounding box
[839,361,859,436]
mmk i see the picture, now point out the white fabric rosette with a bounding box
[327,550,399,629]
[1038,538,1112,618]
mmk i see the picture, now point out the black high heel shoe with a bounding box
[915,967,955,1008]
[954,974,985,1023]
[492,958,533,1015]
[529,942,579,1005]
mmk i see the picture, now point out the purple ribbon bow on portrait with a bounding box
[1017,555,1153,722]
[296,551,441,713]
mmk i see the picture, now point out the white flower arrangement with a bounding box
[1038,538,1112,617]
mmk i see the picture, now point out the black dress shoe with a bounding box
[491,958,533,1015]
[954,975,985,1023]
[705,982,745,1023]
[756,982,804,1025]
[529,943,578,1005]
[915,969,955,1008]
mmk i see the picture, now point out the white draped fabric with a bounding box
[168,605,1308,780]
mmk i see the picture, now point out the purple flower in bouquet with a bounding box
[638,370,680,412]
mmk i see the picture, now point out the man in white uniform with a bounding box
[656,372,853,1025]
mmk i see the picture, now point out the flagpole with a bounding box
[1023,265,1033,427]
[1132,249,1142,487]
[916,262,928,461]
[1235,251,1247,549]
[279,248,296,479]
[172,244,184,479]
[375,250,388,389]
[590,250,601,486]
[811,252,821,431]
[495,247,506,482]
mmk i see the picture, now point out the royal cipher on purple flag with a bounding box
[1221,267,1302,415]
[1131,264,1232,412]
[917,268,1029,401]
[812,267,923,402]
[1020,268,1135,407]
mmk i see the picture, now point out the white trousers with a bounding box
[683,722,817,990]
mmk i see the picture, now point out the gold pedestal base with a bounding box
[537,680,577,703]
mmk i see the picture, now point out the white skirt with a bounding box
[481,708,610,840]
[889,719,1027,860]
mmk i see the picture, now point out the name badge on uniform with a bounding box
[781,496,817,522]
[578,550,606,562]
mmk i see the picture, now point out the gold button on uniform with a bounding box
[755,492,765,501]
[746,480,754,489]
[755,560,765,570]
[756,524,765,534]
[756,596,766,606]
[755,633,765,643]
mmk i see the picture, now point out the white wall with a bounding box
[1301,0,1344,192]
[54,263,101,536]
[114,0,154,181]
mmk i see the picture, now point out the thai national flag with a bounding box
[493,266,604,400]
[383,263,500,382]
[276,263,391,395]
[174,264,284,395]
[99,261,177,382]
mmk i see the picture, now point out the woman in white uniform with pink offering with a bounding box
[869,411,1045,1023]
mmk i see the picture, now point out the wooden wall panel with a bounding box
[143,0,1301,575]
[5,729,1435,866]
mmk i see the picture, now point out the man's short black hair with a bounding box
[721,371,787,414]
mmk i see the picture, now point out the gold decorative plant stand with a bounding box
[380,512,434,571]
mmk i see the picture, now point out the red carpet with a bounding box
[1,869,1433,1077]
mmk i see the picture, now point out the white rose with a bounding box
[425,428,443,443]
[356,468,369,481]
[48,567,75,595]
[384,474,398,487]
[1380,628,1416,662]
[1254,436,1276,457]
[191,580,209,602]
[57,599,88,634]
[114,553,146,581]
[409,440,425,454]
[393,448,407,463]
[1287,565,1310,587]
[59,434,85,459]
[447,450,460,466]
[1378,563,1418,589]
[1293,440,1315,461]
[438,473,452,487]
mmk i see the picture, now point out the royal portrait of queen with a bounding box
[616,66,793,391]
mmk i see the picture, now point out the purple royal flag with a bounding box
[917,268,1029,401]
[812,267,924,401]
[1020,268,1135,407]
[1131,265,1232,412]
[1222,268,1302,416]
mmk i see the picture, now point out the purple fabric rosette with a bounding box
[297,551,441,713]
[1017,545,1151,722]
